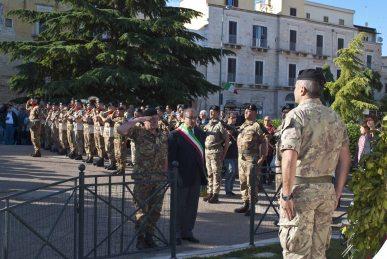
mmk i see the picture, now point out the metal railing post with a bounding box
[169,161,178,259]
[249,159,257,247]
[73,178,78,259]
[3,198,10,259]
[78,164,86,259]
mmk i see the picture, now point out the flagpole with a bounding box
[218,7,225,108]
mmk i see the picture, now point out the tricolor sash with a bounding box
[176,124,204,162]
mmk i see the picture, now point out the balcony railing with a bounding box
[227,74,236,83]
[255,75,263,84]
[252,38,268,48]
[316,46,323,56]
[228,34,237,44]
[289,42,296,51]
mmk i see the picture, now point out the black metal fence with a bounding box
[0,164,178,259]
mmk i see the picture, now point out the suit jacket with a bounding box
[168,126,207,187]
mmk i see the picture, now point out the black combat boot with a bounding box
[31,151,41,157]
[106,163,117,170]
[145,233,158,248]
[208,194,219,204]
[234,201,249,213]
[202,193,213,202]
[95,157,105,167]
[74,154,83,160]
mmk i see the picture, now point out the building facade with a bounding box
[0,0,66,103]
[181,0,386,117]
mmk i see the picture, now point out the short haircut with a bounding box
[199,110,207,116]
[298,80,322,98]
[184,108,196,117]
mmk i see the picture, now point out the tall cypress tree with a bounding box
[326,33,378,122]
[0,0,229,105]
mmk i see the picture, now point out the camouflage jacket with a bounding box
[203,119,228,154]
[237,120,265,159]
[280,98,349,178]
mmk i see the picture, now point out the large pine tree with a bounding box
[0,0,228,105]
[327,32,378,122]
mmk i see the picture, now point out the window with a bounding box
[252,25,267,48]
[288,64,296,86]
[0,3,4,26]
[290,8,297,17]
[363,36,369,42]
[339,19,345,25]
[385,83,387,94]
[337,70,341,79]
[255,61,263,84]
[316,35,323,55]
[35,5,53,35]
[226,0,238,7]
[367,55,372,68]
[338,38,344,50]
[227,58,236,82]
[306,13,311,19]
[323,16,329,23]
[5,18,12,28]
[228,21,237,44]
[290,30,297,51]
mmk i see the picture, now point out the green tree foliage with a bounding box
[327,33,378,123]
[345,123,361,160]
[0,0,230,105]
[343,118,387,258]
[321,63,334,105]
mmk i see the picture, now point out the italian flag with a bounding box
[223,82,238,94]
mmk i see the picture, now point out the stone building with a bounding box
[0,0,67,103]
[181,0,386,117]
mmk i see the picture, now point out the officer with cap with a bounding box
[26,98,43,157]
[202,105,229,203]
[117,107,169,249]
[234,104,267,215]
[278,69,350,258]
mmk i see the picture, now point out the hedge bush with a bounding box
[346,123,361,159]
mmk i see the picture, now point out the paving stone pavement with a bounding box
[0,145,352,258]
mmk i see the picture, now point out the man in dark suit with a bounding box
[168,108,207,245]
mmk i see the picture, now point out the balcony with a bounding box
[289,42,296,51]
[313,47,328,59]
[251,39,269,52]
[224,34,242,49]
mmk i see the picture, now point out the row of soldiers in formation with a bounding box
[25,98,186,175]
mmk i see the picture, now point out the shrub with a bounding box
[345,123,361,159]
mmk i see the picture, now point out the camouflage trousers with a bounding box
[238,155,261,203]
[75,130,84,156]
[279,183,337,259]
[29,121,41,153]
[205,152,223,195]
[133,181,165,237]
[114,138,127,171]
[104,136,116,164]
[51,125,60,151]
[59,129,69,151]
[83,131,95,157]
[67,124,75,153]
[44,124,52,149]
[94,131,105,158]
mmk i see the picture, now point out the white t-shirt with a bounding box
[6,112,14,125]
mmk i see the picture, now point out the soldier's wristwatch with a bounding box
[281,193,293,201]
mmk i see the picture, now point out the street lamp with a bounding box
[218,4,232,108]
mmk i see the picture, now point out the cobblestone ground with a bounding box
[0,145,352,258]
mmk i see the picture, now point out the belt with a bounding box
[295,176,333,184]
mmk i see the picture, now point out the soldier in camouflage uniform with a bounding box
[26,98,42,157]
[112,106,127,175]
[203,105,229,203]
[117,107,168,250]
[44,103,53,150]
[234,104,267,215]
[278,69,350,259]
[101,103,117,170]
[129,108,143,167]
[83,103,95,163]
[50,103,61,153]
[58,103,69,155]
[66,102,76,159]
[73,100,84,160]
[93,101,106,167]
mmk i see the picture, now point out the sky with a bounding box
[167,0,387,55]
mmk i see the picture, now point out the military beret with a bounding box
[282,104,292,112]
[297,69,326,86]
[209,105,220,112]
[246,104,257,112]
[143,107,157,117]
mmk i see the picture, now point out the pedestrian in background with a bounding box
[224,112,238,196]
